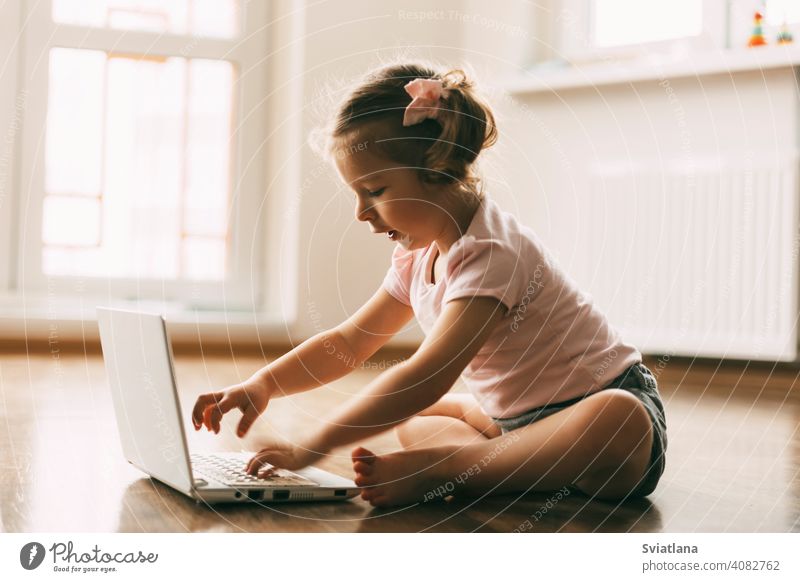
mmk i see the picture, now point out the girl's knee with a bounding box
[573,393,655,499]
[581,390,653,467]
[419,393,474,418]
[394,415,452,448]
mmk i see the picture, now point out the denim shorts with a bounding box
[491,362,667,497]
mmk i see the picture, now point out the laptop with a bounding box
[96,306,360,504]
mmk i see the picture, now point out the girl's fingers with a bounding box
[246,452,270,475]
[203,405,220,432]
[257,467,277,479]
[246,445,291,474]
[208,395,238,433]
[191,392,224,429]
[193,393,239,433]
[236,408,258,438]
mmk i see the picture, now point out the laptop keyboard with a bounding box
[191,453,318,487]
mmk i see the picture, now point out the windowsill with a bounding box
[0,294,294,346]
[506,45,800,95]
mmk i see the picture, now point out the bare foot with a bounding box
[351,445,458,508]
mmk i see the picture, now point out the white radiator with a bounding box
[579,156,799,361]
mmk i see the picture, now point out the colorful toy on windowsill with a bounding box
[747,11,767,47]
[777,20,793,45]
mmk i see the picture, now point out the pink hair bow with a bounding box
[402,78,448,127]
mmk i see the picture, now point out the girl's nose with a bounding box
[355,196,376,222]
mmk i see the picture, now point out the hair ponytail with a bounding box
[423,69,498,190]
[326,62,498,197]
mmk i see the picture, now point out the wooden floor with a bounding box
[0,348,798,532]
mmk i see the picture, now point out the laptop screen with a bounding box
[97,307,194,494]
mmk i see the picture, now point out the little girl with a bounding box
[192,63,667,508]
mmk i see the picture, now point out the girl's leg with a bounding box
[394,393,502,450]
[352,389,654,507]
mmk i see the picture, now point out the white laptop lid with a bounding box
[97,307,194,495]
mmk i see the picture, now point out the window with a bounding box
[557,0,727,63]
[592,0,703,48]
[51,0,239,38]
[15,0,269,309]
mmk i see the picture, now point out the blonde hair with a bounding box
[324,63,498,198]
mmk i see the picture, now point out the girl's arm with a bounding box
[193,288,413,436]
[251,288,414,398]
[243,295,506,471]
[306,295,506,454]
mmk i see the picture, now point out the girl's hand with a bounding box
[191,377,273,438]
[245,438,325,474]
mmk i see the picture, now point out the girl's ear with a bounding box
[416,175,438,197]
[416,168,441,188]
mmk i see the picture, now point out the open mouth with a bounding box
[381,229,410,246]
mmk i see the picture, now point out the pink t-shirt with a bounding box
[382,196,642,419]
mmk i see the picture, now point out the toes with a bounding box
[360,486,383,502]
[351,446,376,465]
[355,473,381,487]
[354,475,372,487]
[352,460,374,476]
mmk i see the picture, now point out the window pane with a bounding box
[42,49,234,282]
[766,0,800,25]
[43,246,108,277]
[104,54,184,279]
[42,195,101,246]
[52,0,239,39]
[46,48,105,195]
[184,59,233,238]
[593,0,703,47]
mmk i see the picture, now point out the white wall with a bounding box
[502,68,800,361]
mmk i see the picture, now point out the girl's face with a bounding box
[335,147,447,252]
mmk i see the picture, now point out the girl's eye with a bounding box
[368,188,386,197]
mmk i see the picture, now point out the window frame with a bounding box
[0,0,22,302]
[15,0,270,311]
[556,0,729,64]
